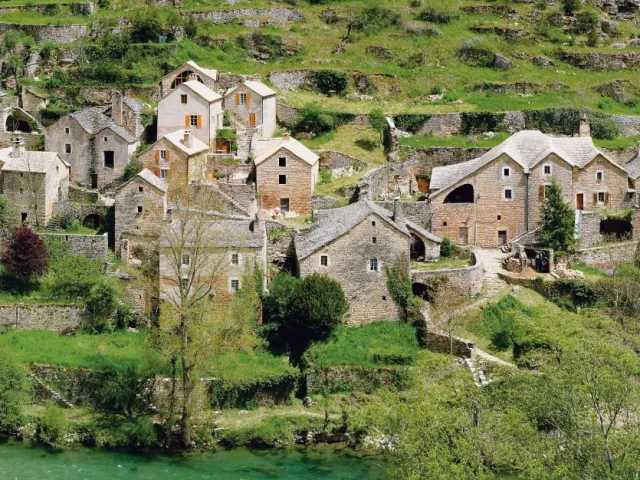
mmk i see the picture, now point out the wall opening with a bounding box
[600,218,633,241]
[444,184,474,204]
[83,214,105,230]
[171,71,203,89]
[412,282,434,302]
[6,115,32,133]
[410,234,426,261]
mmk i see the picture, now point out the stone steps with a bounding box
[30,374,74,409]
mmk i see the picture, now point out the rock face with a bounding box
[557,51,640,70]
[593,0,640,17]
[493,53,514,70]
[531,55,553,68]
[187,8,304,25]
[269,70,310,90]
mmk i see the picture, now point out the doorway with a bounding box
[90,173,98,189]
[459,227,468,245]
[576,193,584,211]
[249,113,257,127]
[280,198,290,212]
[498,230,507,246]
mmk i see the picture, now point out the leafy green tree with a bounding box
[562,0,581,14]
[95,365,156,419]
[130,10,162,43]
[296,103,334,135]
[368,107,387,146]
[311,70,349,95]
[0,349,30,434]
[121,157,143,182]
[537,181,575,253]
[184,17,198,38]
[85,279,121,329]
[37,405,67,447]
[261,273,300,353]
[0,194,16,231]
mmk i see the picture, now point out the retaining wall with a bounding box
[186,7,304,24]
[411,253,484,297]
[305,366,410,394]
[0,23,88,44]
[39,232,108,261]
[0,304,84,331]
[570,241,639,267]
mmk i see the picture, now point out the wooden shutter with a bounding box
[167,169,173,180]
[538,185,544,200]
[197,115,202,128]
[184,115,190,128]
[605,192,610,205]
[235,94,240,105]
[155,150,160,162]
[246,93,251,104]
[166,150,171,161]
[154,168,160,177]
[593,193,598,205]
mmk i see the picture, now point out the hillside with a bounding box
[2,0,640,117]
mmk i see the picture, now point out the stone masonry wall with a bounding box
[0,23,88,44]
[306,366,410,394]
[39,232,108,261]
[570,241,639,267]
[375,201,432,229]
[411,253,483,297]
[318,150,368,171]
[186,7,304,24]
[0,304,84,331]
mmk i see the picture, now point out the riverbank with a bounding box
[0,438,389,480]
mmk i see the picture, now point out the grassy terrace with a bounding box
[411,257,472,271]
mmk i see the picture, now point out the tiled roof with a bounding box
[430,131,623,197]
[138,168,168,192]
[70,106,136,143]
[182,80,222,103]
[295,200,439,260]
[163,130,209,156]
[0,149,65,173]
[160,216,264,249]
[253,137,319,166]
[626,151,640,180]
[226,80,277,98]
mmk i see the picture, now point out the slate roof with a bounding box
[160,216,264,249]
[70,106,136,143]
[226,80,276,98]
[163,130,209,156]
[253,137,319,166]
[116,168,168,193]
[430,130,624,197]
[0,148,68,173]
[161,61,218,82]
[626,151,640,180]
[296,200,441,260]
[181,80,222,103]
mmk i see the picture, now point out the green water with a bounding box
[0,439,388,479]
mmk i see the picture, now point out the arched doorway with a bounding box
[171,71,204,89]
[6,114,33,133]
[411,234,426,261]
[444,184,474,204]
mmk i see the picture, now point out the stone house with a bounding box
[114,168,168,256]
[254,134,319,216]
[138,129,209,189]
[158,215,266,305]
[0,137,70,227]
[157,80,223,150]
[429,130,630,247]
[224,80,277,139]
[45,93,142,188]
[295,199,441,325]
[159,61,218,98]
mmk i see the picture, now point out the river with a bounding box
[0,439,388,479]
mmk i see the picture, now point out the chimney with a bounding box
[182,129,193,149]
[111,91,124,127]
[392,197,404,223]
[283,132,290,142]
[579,114,591,138]
[10,136,25,158]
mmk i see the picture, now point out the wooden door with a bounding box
[498,230,507,246]
[90,173,98,189]
[459,227,468,245]
[576,193,584,211]
[249,113,257,127]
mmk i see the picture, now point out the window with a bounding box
[371,220,376,227]
[596,170,604,182]
[502,167,510,178]
[543,164,552,175]
[138,186,144,193]
[230,279,240,291]
[240,93,247,104]
[137,206,143,213]
[443,221,448,227]
[161,169,169,179]
[64,127,70,135]
[104,151,115,169]
[598,191,606,203]
[231,253,239,265]
[56,166,59,173]
[182,254,190,266]
[103,137,108,142]
[190,115,198,127]
[279,174,287,185]
[19,188,23,195]
[21,212,27,222]
[320,255,328,266]
[372,237,377,244]
[497,215,502,221]
[160,150,167,160]
[181,278,189,290]
[65,144,71,154]
[503,188,513,200]
[180,94,188,104]
[280,198,290,212]
[369,258,379,272]
[279,157,287,167]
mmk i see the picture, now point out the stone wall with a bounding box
[312,194,343,210]
[375,200,431,228]
[305,366,410,394]
[52,86,158,104]
[318,150,368,171]
[0,23,87,44]
[424,329,475,358]
[269,70,310,91]
[577,211,602,248]
[358,161,420,200]
[405,147,491,171]
[570,241,639,267]
[611,115,640,137]
[418,113,462,136]
[411,253,483,297]
[186,7,304,24]
[276,103,300,126]
[0,304,84,331]
[39,232,108,261]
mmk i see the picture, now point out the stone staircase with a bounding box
[30,373,74,409]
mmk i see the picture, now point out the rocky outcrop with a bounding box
[557,51,640,70]
[186,8,304,25]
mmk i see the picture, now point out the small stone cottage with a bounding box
[295,199,441,325]
[157,80,223,149]
[158,214,266,305]
[139,129,209,189]
[114,168,168,256]
[429,130,630,247]
[224,80,277,139]
[0,137,70,227]
[45,93,142,188]
[254,134,319,216]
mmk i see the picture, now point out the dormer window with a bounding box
[502,167,510,178]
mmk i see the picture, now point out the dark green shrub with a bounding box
[116,301,136,329]
[417,5,459,24]
[38,405,67,446]
[311,70,349,95]
[43,4,60,16]
[40,103,72,121]
[0,349,30,434]
[130,10,162,43]
[95,365,156,418]
[85,279,121,331]
[106,417,158,448]
[121,158,143,182]
[296,103,335,134]
[591,117,619,140]
[47,255,106,299]
[562,0,581,14]
[440,237,452,257]
[457,40,495,67]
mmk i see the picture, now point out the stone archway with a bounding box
[412,282,435,302]
[600,218,633,241]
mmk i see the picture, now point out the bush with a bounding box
[296,103,335,134]
[417,5,459,24]
[121,158,143,182]
[85,279,121,330]
[562,0,581,14]
[2,226,49,283]
[457,40,496,68]
[38,405,67,446]
[47,254,106,299]
[591,117,619,140]
[116,301,136,329]
[0,349,30,434]
[311,70,348,95]
[352,7,401,33]
[95,365,155,418]
[483,296,526,350]
[105,416,158,448]
[440,238,452,257]
[130,10,162,43]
